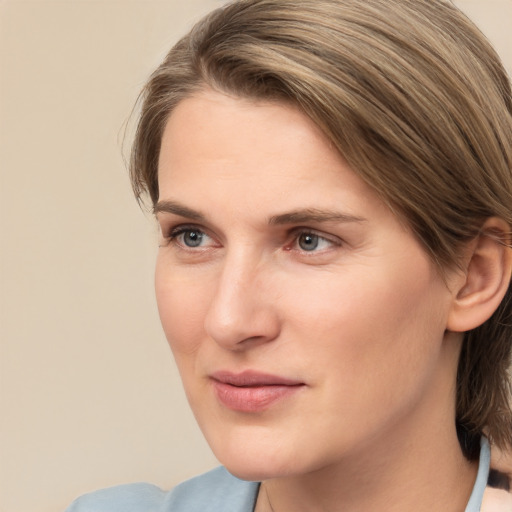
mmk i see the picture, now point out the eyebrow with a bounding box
[269,208,366,225]
[153,200,206,221]
[154,200,366,225]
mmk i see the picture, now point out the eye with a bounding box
[291,230,340,253]
[180,229,205,248]
[298,233,321,251]
[163,225,217,249]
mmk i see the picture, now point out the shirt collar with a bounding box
[465,437,491,512]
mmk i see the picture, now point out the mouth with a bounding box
[209,370,305,412]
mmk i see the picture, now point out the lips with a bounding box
[210,370,305,413]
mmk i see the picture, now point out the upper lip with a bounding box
[210,370,304,387]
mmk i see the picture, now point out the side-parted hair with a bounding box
[130,0,512,459]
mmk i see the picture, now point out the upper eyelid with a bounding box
[291,226,335,236]
[289,227,342,243]
[157,213,220,236]
[160,222,207,237]
[169,224,204,235]
[158,224,202,247]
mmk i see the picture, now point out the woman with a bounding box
[66,0,512,510]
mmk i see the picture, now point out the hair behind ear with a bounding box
[457,283,512,457]
[452,219,512,458]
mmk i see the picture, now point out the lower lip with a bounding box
[211,381,303,412]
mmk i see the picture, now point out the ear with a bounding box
[447,217,512,333]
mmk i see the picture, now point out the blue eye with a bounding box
[298,233,320,251]
[294,231,338,253]
[165,226,214,249]
[180,229,204,247]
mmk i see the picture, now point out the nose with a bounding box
[204,253,281,350]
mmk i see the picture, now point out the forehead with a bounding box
[160,90,331,167]
[159,90,356,194]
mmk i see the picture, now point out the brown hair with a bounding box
[130,0,512,459]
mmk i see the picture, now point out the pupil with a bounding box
[299,233,318,251]
[184,231,203,247]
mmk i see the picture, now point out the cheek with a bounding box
[154,260,211,357]
[337,265,450,406]
[280,256,449,379]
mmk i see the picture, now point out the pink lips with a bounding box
[210,370,304,412]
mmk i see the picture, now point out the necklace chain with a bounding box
[264,484,276,512]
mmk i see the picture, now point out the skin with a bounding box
[482,488,512,511]
[483,447,512,511]
[155,89,477,511]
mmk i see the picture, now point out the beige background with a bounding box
[0,1,511,511]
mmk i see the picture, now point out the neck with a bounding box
[255,335,478,512]
[256,429,476,512]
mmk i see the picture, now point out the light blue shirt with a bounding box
[65,438,491,512]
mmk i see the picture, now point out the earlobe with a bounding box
[447,218,512,333]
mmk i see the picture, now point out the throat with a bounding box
[253,435,478,512]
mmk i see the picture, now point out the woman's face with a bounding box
[155,90,461,481]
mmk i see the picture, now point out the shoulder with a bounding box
[166,466,259,511]
[64,482,166,512]
[64,467,259,512]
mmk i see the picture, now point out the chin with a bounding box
[207,432,317,482]
[221,457,299,482]
[223,463,273,482]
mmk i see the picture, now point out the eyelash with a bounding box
[161,224,215,248]
[161,224,341,255]
[286,229,341,253]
